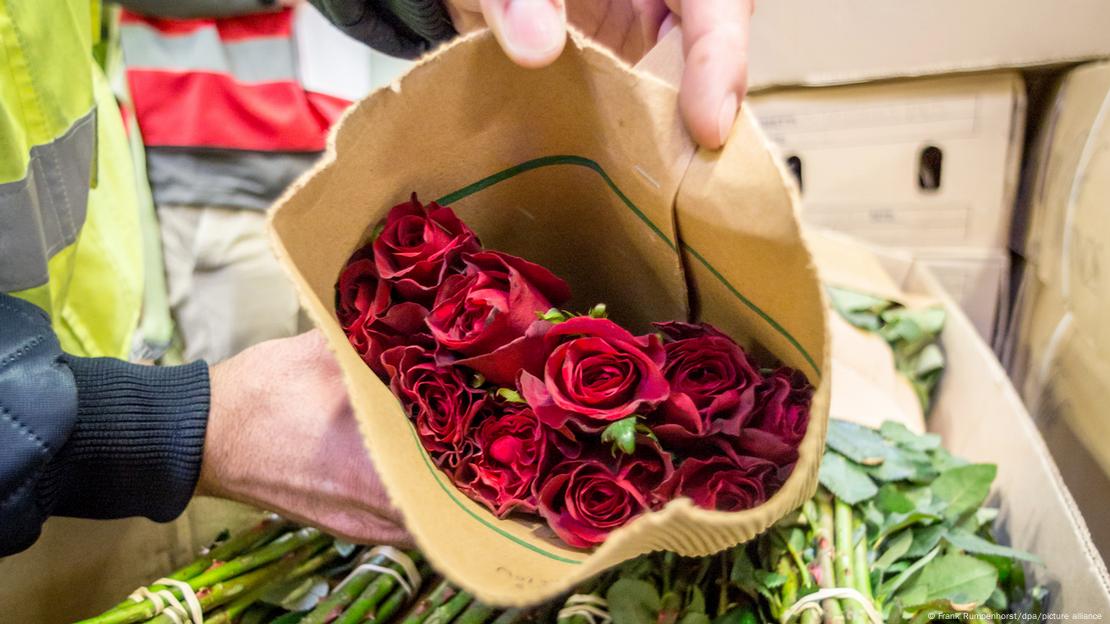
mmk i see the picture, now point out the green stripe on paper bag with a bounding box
[436,154,820,376]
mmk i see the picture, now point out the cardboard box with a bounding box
[1005,64,1110,559]
[747,1,1110,91]
[748,72,1026,252]
[1016,61,1110,349]
[1006,270,1110,560]
[810,231,1110,615]
[915,249,1008,342]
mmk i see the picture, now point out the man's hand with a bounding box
[199,330,410,546]
[444,0,753,149]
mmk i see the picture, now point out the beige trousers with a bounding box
[159,204,310,363]
[0,206,305,622]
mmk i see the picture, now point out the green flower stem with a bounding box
[852,514,872,601]
[834,499,867,624]
[203,543,344,624]
[145,538,328,624]
[79,528,324,624]
[776,529,812,587]
[334,557,429,624]
[815,493,846,624]
[300,550,401,624]
[423,590,473,624]
[100,516,291,615]
[778,556,799,613]
[453,599,497,624]
[363,583,415,623]
[490,608,524,624]
[401,579,456,624]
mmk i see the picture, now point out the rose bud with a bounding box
[348,302,431,377]
[537,441,673,548]
[650,321,761,446]
[454,404,549,517]
[335,252,392,330]
[520,317,670,429]
[749,367,813,446]
[657,453,776,512]
[381,345,487,461]
[373,194,480,302]
[428,251,571,384]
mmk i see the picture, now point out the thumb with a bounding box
[480,0,567,68]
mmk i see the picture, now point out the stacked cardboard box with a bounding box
[1004,61,1110,557]
[748,73,1024,339]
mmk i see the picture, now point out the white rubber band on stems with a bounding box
[557,594,612,624]
[780,587,882,624]
[127,578,204,624]
[334,547,422,597]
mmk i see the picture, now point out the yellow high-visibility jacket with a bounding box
[1,0,143,358]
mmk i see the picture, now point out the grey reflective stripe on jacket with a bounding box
[120,21,298,83]
[0,109,95,293]
[146,148,321,210]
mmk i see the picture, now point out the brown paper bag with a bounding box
[268,29,830,606]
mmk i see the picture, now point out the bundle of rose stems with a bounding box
[76,418,1043,624]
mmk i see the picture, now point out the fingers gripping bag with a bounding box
[269,28,830,606]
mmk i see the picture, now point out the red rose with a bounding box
[520,317,670,429]
[454,404,549,517]
[657,453,776,512]
[373,194,479,302]
[537,441,673,548]
[428,251,571,384]
[733,428,800,467]
[347,302,431,377]
[749,367,812,446]
[651,322,760,445]
[381,346,487,463]
[335,253,391,330]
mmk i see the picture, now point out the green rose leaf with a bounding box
[932,464,997,520]
[944,529,1042,564]
[879,421,941,451]
[895,553,999,610]
[602,416,641,455]
[873,529,914,573]
[826,419,895,466]
[495,388,527,404]
[608,578,662,624]
[819,452,879,504]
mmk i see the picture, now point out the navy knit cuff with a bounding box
[39,357,211,523]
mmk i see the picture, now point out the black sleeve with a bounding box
[309,0,456,59]
[0,294,210,557]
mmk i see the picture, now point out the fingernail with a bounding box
[718,92,738,146]
[502,0,565,59]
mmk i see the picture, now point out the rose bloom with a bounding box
[733,428,799,467]
[651,322,761,445]
[537,441,673,548]
[749,367,812,446]
[335,251,391,330]
[428,251,570,384]
[347,302,431,377]
[381,346,487,464]
[657,450,776,512]
[520,317,670,429]
[454,404,549,517]
[373,194,479,302]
